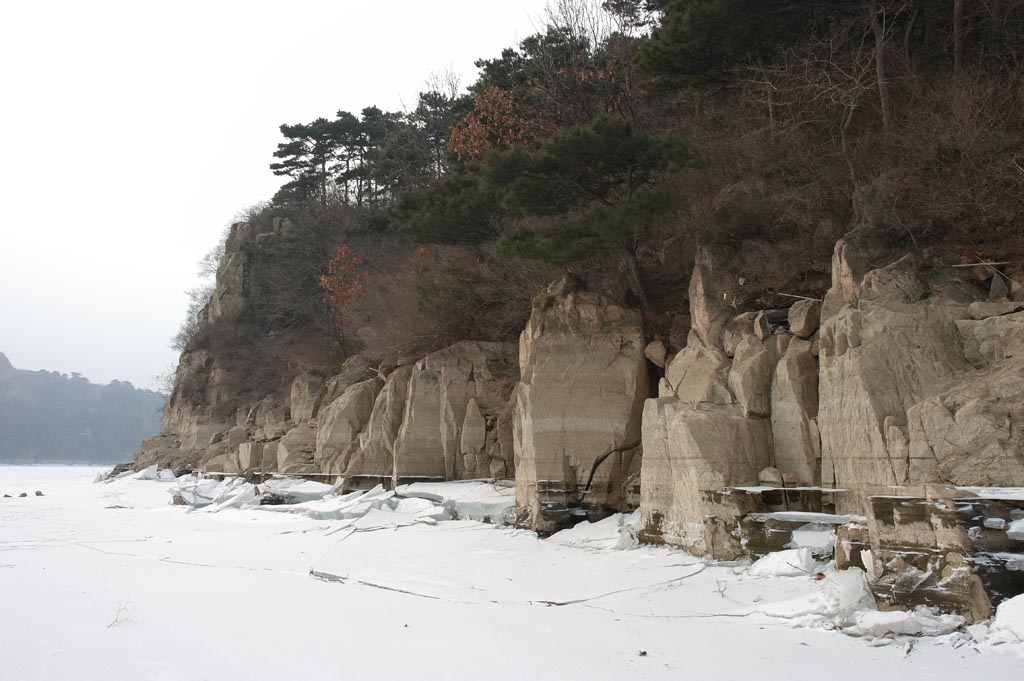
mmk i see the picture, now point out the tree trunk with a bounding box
[619,242,649,309]
[870,1,894,132]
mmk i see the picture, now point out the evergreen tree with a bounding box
[270,117,346,206]
[636,0,820,87]
[391,170,501,244]
[490,115,694,292]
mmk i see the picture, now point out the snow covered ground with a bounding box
[1,466,1022,681]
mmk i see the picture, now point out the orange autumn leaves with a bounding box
[318,245,365,327]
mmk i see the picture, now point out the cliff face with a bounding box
[138,220,1024,619]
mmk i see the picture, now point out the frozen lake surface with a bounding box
[1,466,1021,681]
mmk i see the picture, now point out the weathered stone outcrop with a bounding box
[957,311,1024,368]
[640,398,772,553]
[906,352,1024,486]
[770,338,820,485]
[344,365,412,488]
[855,485,1024,621]
[788,299,821,339]
[394,341,518,485]
[289,374,325,424]
[728,334,789,418]
[514,277,649,533]
[688,245,743,347]
[276,423,318,474]
[315,379,382,476]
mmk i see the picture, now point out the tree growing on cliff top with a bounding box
[270,118,349,207]
[490,114,695,305]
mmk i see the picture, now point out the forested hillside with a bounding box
[0,352,165,463]
[172,0,1023,400]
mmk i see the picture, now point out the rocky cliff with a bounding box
[138,219,1024,620]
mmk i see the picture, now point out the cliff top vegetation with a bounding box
[175,0,1024,400]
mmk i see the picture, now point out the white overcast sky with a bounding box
[0,0,551,391]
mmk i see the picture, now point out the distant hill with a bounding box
[0,352,166,464]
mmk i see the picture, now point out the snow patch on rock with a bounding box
[746,548,817,577]
[845,607,965,638]
[991,594,1024,643]
[547,510,642,550]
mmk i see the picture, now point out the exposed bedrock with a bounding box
[640,241,822,552]
[392,341,518,486]
[344,365,412,488]
[316,379,382,477]
[816,245,1024,513]
[514,277,649,533]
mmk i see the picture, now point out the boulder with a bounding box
[277,423,318,474]
[788,299,821,338]
[225,426,248,450]
[514,278,649,532]
[321,368,373,407]
[261,441,280,473]
[663,336,733,403]
[238,442,263,471]
[991,274,1010,299]
[644,340,667,368]
[753,312,771,341]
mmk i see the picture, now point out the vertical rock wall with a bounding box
[513,278,649,533]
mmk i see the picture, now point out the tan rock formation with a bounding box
[788,299,821,338]
[514,277,649,532]
[728,334,789,418]
[394,341,518,485]
[644,341,667,368]
[907,354,1024,486]
[817,267,970,511]
[315,379,382,476]
[277,423,318,474]
[956,311,1024,368]
[289,374,325,423]
[688,245,741,347]
[663,337,733,403]
[640,399,772,553]
[770,338,820,485]
[392,365,445,482]
[344,365,412,488]
[238,441,263,471]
